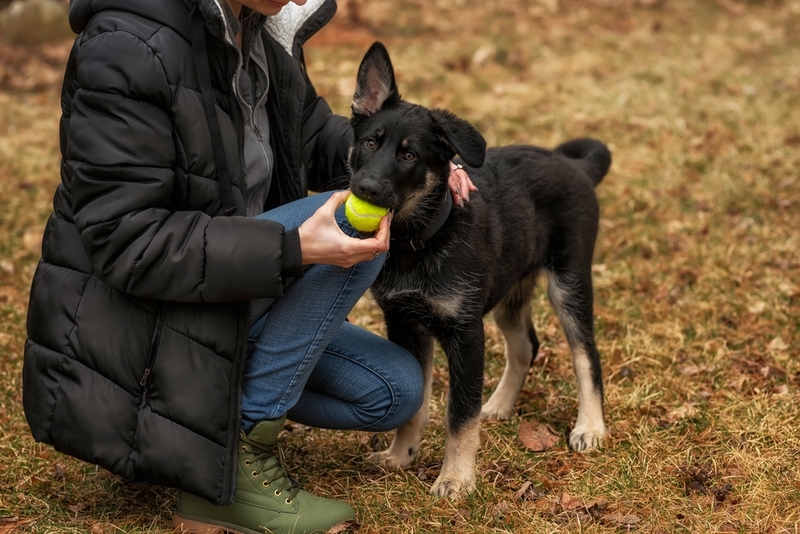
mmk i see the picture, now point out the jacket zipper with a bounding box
[217,4,251,218]
[232,64,251,217]
[140,301,168,388]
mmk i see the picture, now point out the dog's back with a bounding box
[376,141,610,318]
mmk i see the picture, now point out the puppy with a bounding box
[348,42,611,498]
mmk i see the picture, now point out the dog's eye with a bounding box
[403,151,416,161]
[365,139,376,150]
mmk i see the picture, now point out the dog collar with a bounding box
[390,189,453,252]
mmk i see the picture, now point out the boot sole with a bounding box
[173,514,258,534]
[172,513,356,534]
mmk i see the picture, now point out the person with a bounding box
[22,0,476,532]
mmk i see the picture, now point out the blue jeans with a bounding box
[241,192,423,432]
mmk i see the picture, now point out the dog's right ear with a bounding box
[352,42,401,117]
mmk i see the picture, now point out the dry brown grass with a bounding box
[2,0,800,532]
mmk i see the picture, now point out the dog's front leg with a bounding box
[430,322,485,499]
[367,323,433,469]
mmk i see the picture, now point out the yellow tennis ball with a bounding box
[345,194,389,233]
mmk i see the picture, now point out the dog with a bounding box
[348,42,611,499]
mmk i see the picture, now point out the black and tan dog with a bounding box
[348,42,611,498]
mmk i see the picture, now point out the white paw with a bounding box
[480,402,514,420]
[366,449,415,469]
[430,474,475,499]
[568,425,607,452]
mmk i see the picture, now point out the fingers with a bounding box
[298,191,391,268]
[448,162,477,207]
[323,190,350,215]
[369,211,392,251]
[348,211,391,263]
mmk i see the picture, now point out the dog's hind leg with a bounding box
[367,324,433,469]
[482,273,539,420]
[546,269,607,451]
[431,320,485,498]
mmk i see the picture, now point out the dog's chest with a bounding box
[373,257,480,325]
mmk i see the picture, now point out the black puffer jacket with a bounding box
[23,0,352,505]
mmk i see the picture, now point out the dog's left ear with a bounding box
[431,109,487,168]
[352,42,401,117]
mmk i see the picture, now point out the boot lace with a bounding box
[240,431,302,502]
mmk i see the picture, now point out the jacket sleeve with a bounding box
[299,51,354,193]
[67,29,288,303]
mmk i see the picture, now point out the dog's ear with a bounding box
[352,42,401,117]
[431,109,487,168]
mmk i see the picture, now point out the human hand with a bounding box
[297,191,391,268]
[448,161,478,207]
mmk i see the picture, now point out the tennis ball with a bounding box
[345,194,389,233]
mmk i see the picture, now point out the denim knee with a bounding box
[360,363,425,432]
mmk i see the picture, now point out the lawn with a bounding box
[1,0,799,532]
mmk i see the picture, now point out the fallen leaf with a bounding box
[519,422,560,452]
[720,521,741,533]
[483,461,512,478]
[67,502,87,514]
[488,501,513,517]
[729,375,748,391]
[367,433,384,451]
[451,509,472,524]
[686,479,707,494]
[0,517,34,534]
[415,462,440,481]
[760,365,786,378]
[667,404,698,421]
[681,463,714,483]
[747,301,766,314]
[326,519,360,533]
[514,480,546,502]
[585,498,610,518]
[558,492,582,510]
[773,384,789,395]
[52,462,66,479]
[711,483,733,502]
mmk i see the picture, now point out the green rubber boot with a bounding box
[173,415,356,534]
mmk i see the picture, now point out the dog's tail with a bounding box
[554,138,612,187]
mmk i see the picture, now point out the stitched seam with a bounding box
[272,265,360,414]
[160,322,229,360]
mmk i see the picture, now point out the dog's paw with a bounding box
[480,403,513,421]
[366,449,415,469]
[430,475,475,499]
[568,425,607,452]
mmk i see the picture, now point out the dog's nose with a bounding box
[353,178,383,204]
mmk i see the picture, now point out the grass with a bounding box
[2,0,800,532]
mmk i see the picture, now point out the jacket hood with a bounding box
[70,0,193,36]
[68,0,333,55]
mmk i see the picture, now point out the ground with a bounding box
[1,0,799,532]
